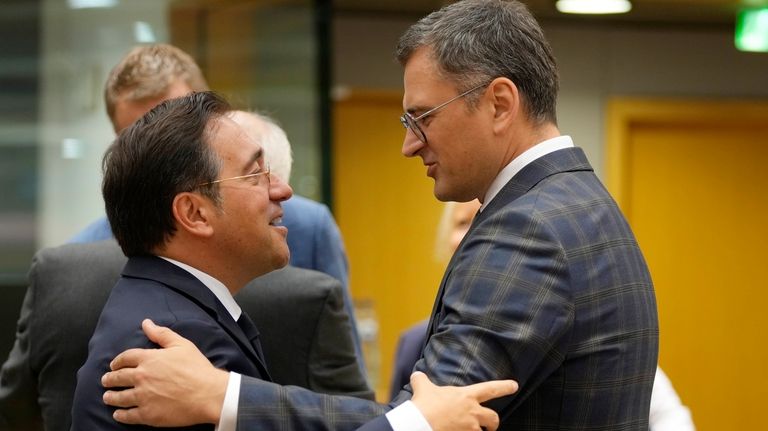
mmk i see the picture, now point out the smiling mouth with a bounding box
[269,215,283,226]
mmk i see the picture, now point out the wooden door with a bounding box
[333,90,446,399]
[606,99,768,430]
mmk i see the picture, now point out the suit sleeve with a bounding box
[355,415,394,431]
[393,203,574,414]
[0,257,44,430]
[237,375,387,431]
[308,276,374,400]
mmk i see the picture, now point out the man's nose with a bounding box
[401,129,424,157]
[269,173,292,202]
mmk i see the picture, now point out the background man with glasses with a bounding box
[98,1,657,429]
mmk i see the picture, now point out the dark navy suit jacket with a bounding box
[68,195,365,376]
[70,256,270,430]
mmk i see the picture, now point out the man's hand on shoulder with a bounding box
[101,319,228,426]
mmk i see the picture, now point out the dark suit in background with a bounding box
[0,240,369,431]
[0,240,123,431]
[222,147,658,430]
[240,265,369,398]
[388,320,427,401]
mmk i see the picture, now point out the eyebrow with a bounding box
[242,147,264,174]
[406,105,432,115]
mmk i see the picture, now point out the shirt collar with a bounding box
[480,135,574,212]
[158,256,242,321]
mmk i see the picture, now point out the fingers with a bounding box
[102,367,137,389]
[113,407,145,425]
[109,348,149,371]
[409,371,431,393]
[476,406,500,431]
[112,407,151,425]
[411,371,518,403]
[141,319,187,348]
[102,387,138,408]
[108,320,186,371]
[464,379,519,403]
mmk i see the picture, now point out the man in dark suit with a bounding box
[69,91,296,429]
[0,241,369,431]
[68,45,364,372]
[101,1,654,429]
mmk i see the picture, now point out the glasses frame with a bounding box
[197,163,271,188]
[399,82,489,144]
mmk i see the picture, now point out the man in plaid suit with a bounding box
[101,1,658,430]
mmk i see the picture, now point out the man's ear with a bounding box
[172,192,215,238]
[488,77,520,135]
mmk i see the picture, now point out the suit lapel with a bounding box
[122,256,272,380]
[476,147,593,225]
[424,147,594,341]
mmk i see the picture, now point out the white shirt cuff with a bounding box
[215,372,241,431]
[385,400,433,431]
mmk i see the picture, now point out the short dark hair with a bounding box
[396,0,559,124]
[102,91,229,256]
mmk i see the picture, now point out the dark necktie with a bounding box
[237,312,267,363]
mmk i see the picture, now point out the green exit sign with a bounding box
[735,8,768,52]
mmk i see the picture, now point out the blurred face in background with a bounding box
[111,80,193,132]
[435,199,482,262]
[447,200,481,253]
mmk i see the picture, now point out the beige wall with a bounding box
[333,15,768,179]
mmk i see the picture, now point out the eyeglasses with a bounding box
[197,163,271,188]
[399,82,488,144]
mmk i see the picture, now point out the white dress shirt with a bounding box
[649,367,695,431]
[480,135,574,212]
[157,257,241,431]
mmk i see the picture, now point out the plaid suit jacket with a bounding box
[236,147,658,430]
[400,146,659,429]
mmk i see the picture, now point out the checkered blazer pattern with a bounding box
[397,146,659,430]
[236,147,658,431]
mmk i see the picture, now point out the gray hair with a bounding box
[230,111,293,182]
[396,0,559,124]
[257,114,293,182]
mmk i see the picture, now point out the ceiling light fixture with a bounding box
[134,21,156,43]
[556,0,632,15]
[67,0,118,9]
[735,8,768,52]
